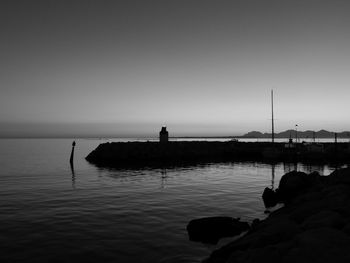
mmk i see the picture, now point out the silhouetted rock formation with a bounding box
[187,217,249,244]
[205,168,350,263]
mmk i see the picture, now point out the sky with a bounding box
[1,0,350,137]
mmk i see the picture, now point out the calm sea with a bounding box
[0,138,341,263]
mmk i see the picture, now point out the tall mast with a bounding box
[271,90,275,143]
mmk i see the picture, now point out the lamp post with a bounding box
[295,124,298,143]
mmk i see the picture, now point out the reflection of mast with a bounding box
[271,164,275,189]
[271,90,275,143]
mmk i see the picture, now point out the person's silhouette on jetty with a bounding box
[159,127,169,143]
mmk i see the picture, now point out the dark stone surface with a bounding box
[186,217,250,244]
[205,168,350,263]
[277,171,308,201]
[262,187,278,208]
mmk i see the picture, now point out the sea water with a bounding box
[0,138,338,262]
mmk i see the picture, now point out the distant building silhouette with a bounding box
[159,126,169,143]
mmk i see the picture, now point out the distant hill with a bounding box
[242,129,350,139]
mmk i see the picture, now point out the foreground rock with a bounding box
[187,217,250,244]
[206,168,350,263]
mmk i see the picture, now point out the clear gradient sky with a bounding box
[1,0,350,137]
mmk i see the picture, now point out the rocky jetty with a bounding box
[86,141,350,168]
[86,141,266,167]
[206,167,350,263]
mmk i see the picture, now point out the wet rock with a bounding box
[187,217,249,244]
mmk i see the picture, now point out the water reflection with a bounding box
[70,162,75,189]
[301,163,325,174]
[271,164,275,190]
[161,168,167,189]
[283,162,298,174]
[282,162,336,176]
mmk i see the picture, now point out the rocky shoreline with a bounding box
[205,167,350,263]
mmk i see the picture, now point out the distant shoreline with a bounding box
[0,136,349,140]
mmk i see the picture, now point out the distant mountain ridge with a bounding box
[242,129,350,139]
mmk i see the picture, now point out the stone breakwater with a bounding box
[205,167,350,263]
[86,141,350,168]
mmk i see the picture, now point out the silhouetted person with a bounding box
[159,127,169,143]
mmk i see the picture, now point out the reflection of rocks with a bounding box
[186,217,249,244]
[206,168,350,263]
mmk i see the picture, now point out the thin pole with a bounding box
[271,90,275,144]
[70,141,76,165]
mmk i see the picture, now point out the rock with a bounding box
[205,168,350,263]
[262,187,278,208]
[302,210,345,230]
[251,219,261,231]
[329,168,350,184]
[288,198,327,224]
[187,217,250,244]
[342,222,350,236]
[277,171,308,201]
[247,217,301,248]
[284,227,350,263]
[226,246,282,263]
[276,171,323,203]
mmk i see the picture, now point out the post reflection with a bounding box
[70,162,75,189]
[271,163,275,190]
[161,168,167,189]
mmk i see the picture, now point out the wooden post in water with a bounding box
[70,141,76,165]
